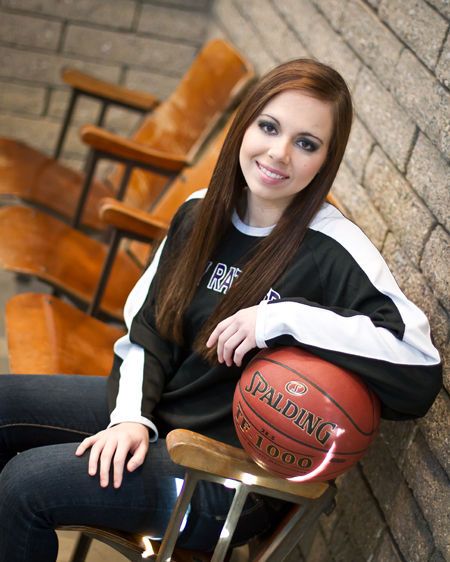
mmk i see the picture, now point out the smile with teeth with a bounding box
[257,161,288,180]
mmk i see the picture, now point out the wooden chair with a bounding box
[4,189,342,376]
[0,38,254,231]
[0,119,229,325]
[60,429,336,562]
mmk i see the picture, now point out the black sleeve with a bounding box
[107,199,197,437]
[255,216,442,420]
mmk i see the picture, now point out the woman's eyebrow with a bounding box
[260,113,324,145]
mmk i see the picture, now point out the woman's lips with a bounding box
[256,161,289,182]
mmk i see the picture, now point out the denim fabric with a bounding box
[0,374,276,561]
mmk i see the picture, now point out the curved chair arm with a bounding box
[62,68,159,112]
[99,198,168,241]
[166,429,329,500]
[80,125,189,173]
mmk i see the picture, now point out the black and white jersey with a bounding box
[107,190,442,446]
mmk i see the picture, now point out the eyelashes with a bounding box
[256,120,318,152]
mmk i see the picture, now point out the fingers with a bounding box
[208,308,258,367]
[218,328,246,366]
[75,424,150,489]
[206,316,233,349]
[127,440,148,473]
[75,434,98,456]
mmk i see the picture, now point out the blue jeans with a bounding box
[0,374,279,562]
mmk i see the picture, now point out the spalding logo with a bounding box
[285,381,308,396]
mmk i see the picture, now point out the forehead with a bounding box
[259,90,333,139]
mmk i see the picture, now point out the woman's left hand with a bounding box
[206,306,259,367]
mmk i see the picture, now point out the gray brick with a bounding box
[378,417,417,468]
[157,0,211,9]
[436,33,450,89]
[275,0,361,89]
[407,133,450,231]
[2,0,137,29]
[354,67,416,171]
[0,81,46,116]
[124,69,179,100]
[387,482,434,562]
[404,431,450,560]
[0,12,62,51]
[382,233,449,350]
[418,391,450,477]
[421,226,450,311]
[0,113,60,154]
[239,0,309,62]
[443,343,450,396]
[373,531,403,562]
[138,4,207,43]
[344,116,374,182]
[309,0,348,30]
[63,25,196,75]
[338,468,385,555]
[319,503,340,542]
[361,435,403,513]
[104,106,141,137]
[303,528,332,562]
[213,0,274,74]
[426,0,450,19]
[364,147,435,266]
[329,515,364,562]
[0,45,121,85]
[341,0,403,89]
[63,125,89,158]
[392,50,450,157]
[333,162,388,250]
[47,89,101,124]
[430,549,447,562]
[379,0,448,70]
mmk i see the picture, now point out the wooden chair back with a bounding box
[111,39,253,211]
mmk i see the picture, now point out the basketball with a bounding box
[233,347,380,482]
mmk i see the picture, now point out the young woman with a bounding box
[0,59,442,562]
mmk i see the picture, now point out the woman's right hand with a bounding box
[75,422,150,489]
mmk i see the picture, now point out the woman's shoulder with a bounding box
[309,202,380,255]
[306,201,389,277]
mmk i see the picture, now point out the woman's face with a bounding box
[239,89,333,215]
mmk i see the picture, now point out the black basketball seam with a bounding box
[237,386,369,456]
[258,356,377,436]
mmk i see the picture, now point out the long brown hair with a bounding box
[155,58,353,361]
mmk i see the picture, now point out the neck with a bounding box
[240,190,286,228]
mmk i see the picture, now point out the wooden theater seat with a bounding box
[0,121,229,321]
[60,429,335,562]
[0,39,254,231]
[6,293,124,376]
[4,182,343,376]
[4,124,229,374]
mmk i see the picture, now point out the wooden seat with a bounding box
[6,293,124,376]
[60,429,335,562]
[4,182,341,376]
[0,39,254,231]
[0,122,228,321]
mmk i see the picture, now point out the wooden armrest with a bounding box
[99,198,168,240]
[80,125,188,172]
[62,68,159,111]
[166,429,329,500]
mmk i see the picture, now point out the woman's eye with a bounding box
[258,120,277,135]
[296,138,317,152]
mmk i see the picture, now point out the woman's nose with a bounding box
[267,137,290,163]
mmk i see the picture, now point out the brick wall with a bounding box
[0,0,211,167]
[207,1,449,561]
